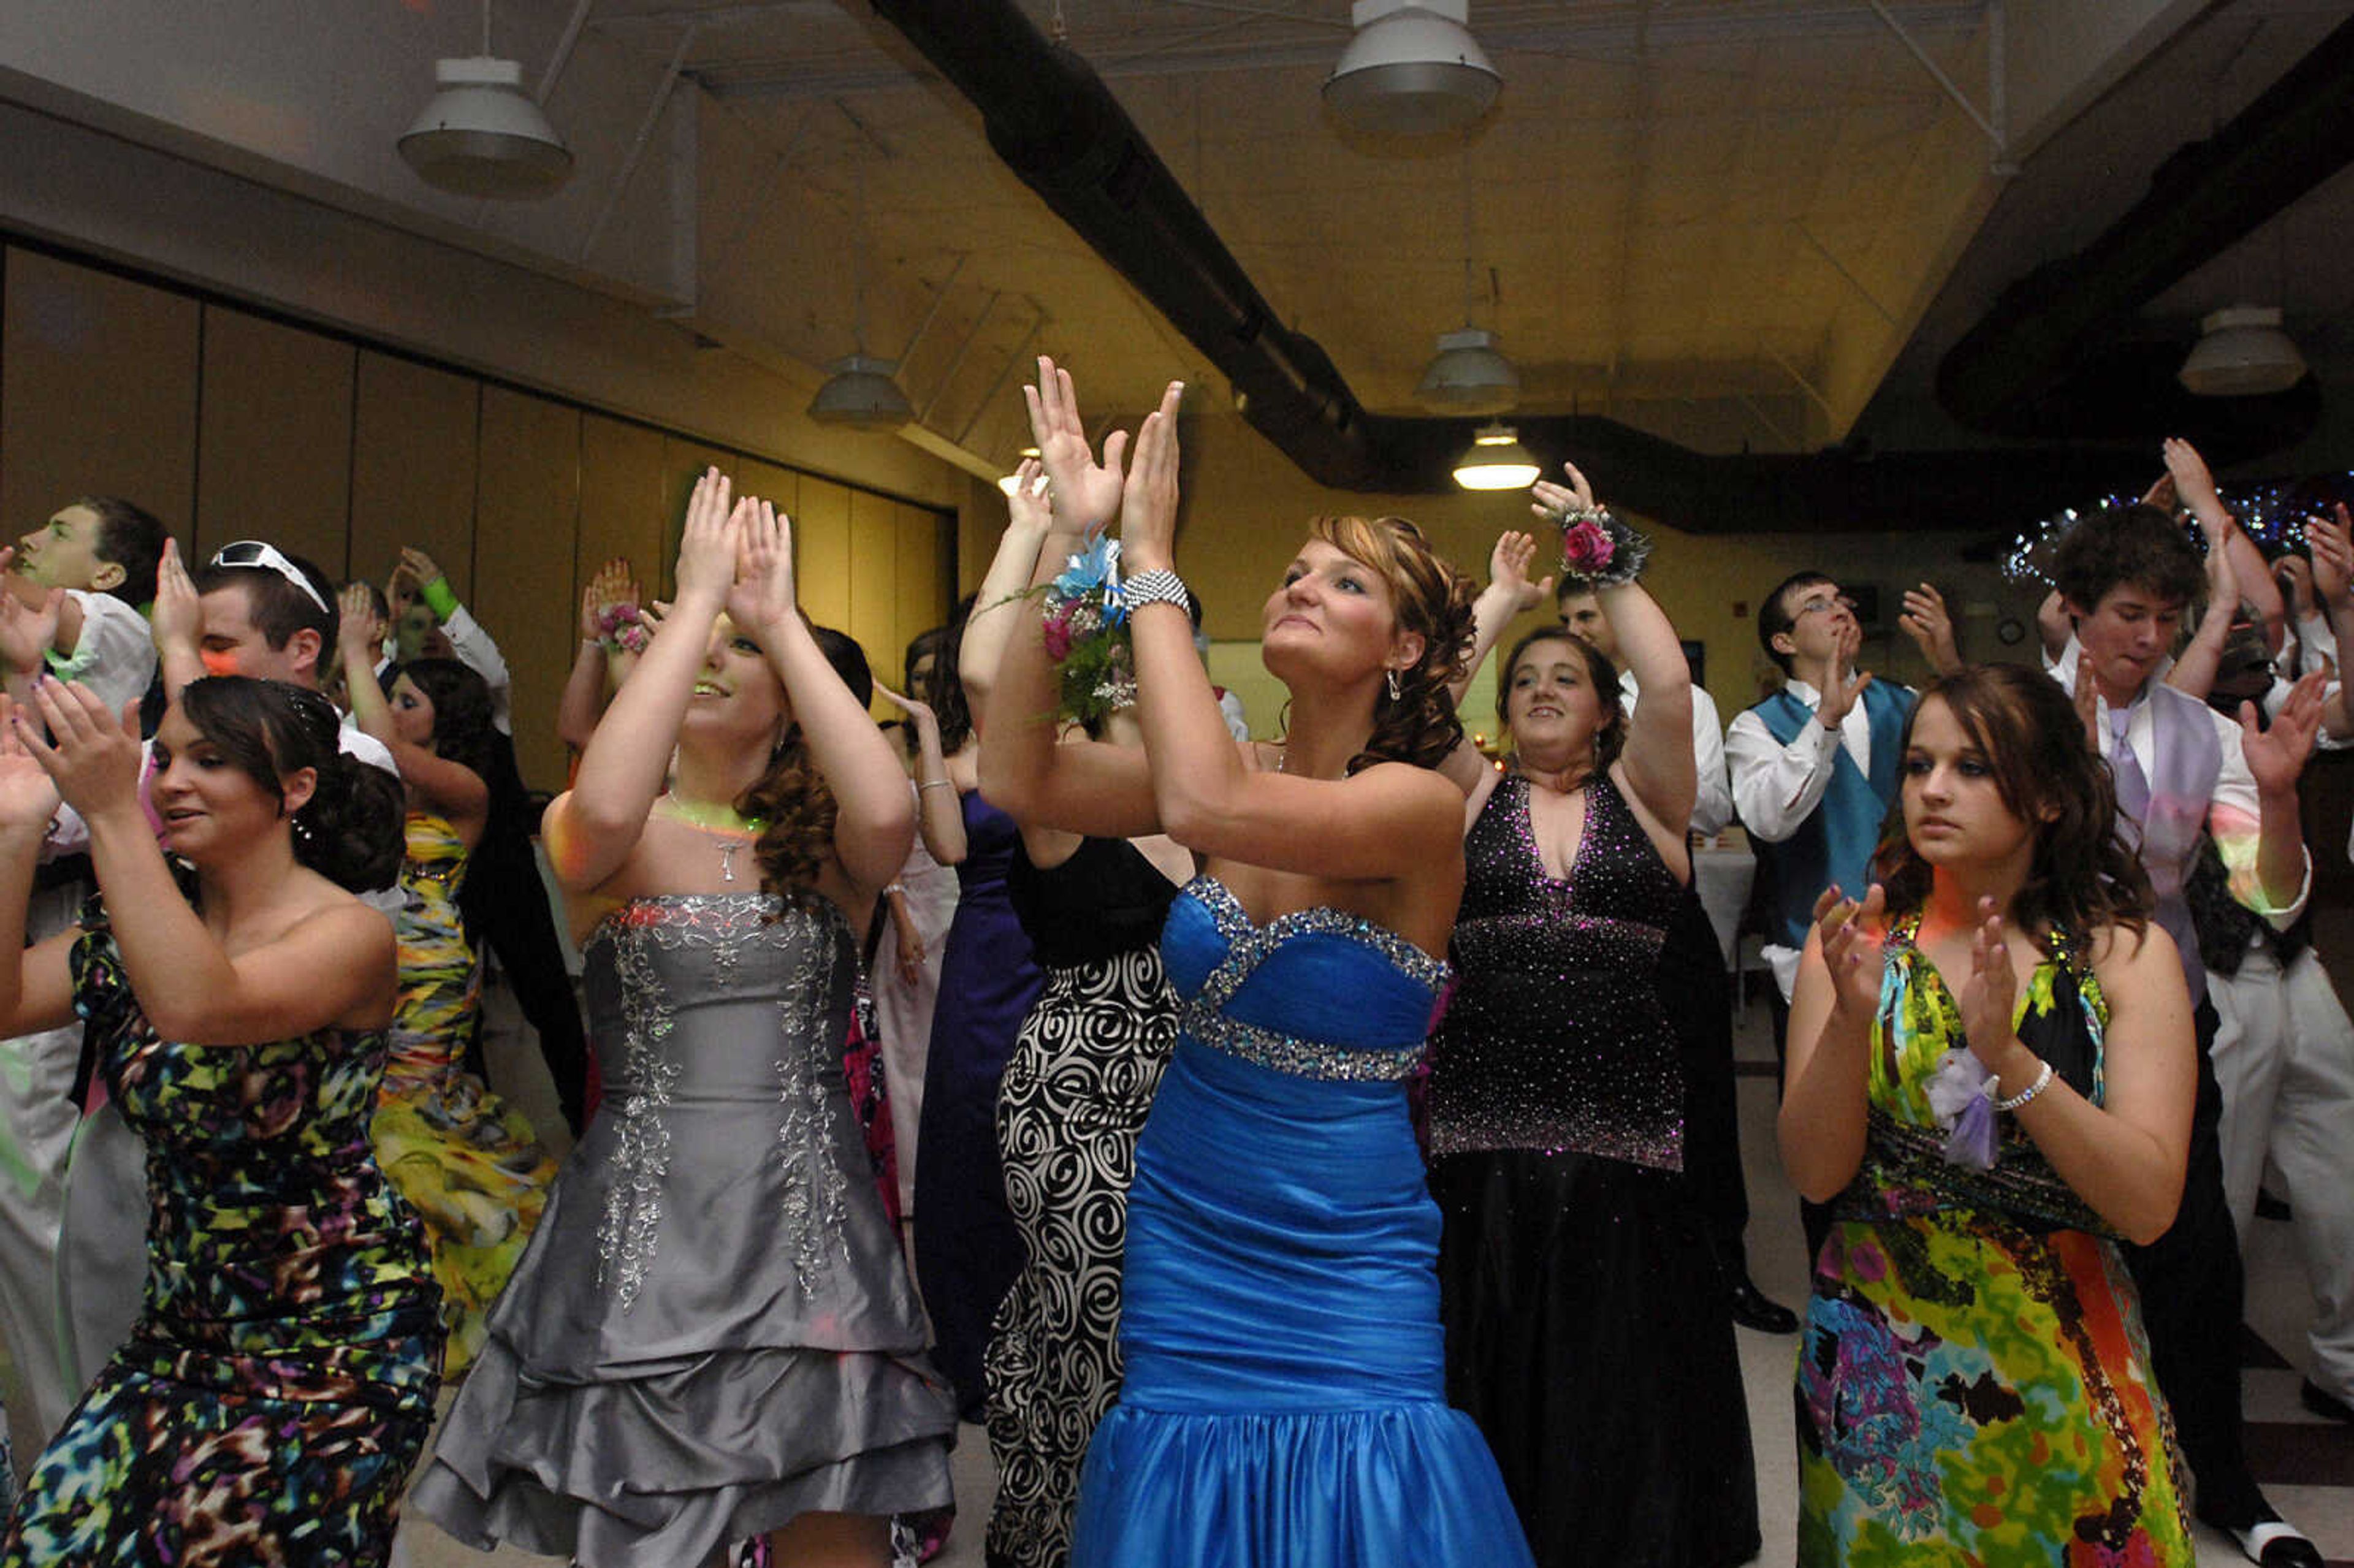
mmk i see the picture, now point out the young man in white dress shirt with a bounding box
[0,497,166,1442]
[1725,572,1916,1267]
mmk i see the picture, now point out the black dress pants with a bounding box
[2124,997,2266,1529]
[1661,886,1750,1279]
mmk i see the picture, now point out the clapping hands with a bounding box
[7,680,140,823]
[1812,883,1887,1026]
[725,499,798,636]
[1024,357,1129,538]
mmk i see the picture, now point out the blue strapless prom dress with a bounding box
[1072,876,1535,1568]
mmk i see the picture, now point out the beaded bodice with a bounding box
[1425,772,1686,1168]
[1159,874,1450,1083]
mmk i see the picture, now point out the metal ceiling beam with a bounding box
[858,0,2155,528]
[1937,8,2354,435]
[698,2,1984,98]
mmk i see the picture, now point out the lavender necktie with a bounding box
[2109,704,2150,824]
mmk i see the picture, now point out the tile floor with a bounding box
[8,991,2346,1567]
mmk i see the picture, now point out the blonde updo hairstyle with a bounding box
[1301,514,1477,774]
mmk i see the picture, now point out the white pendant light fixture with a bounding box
[2179,305,2307,397]
[1419,158,1517,414]
[810,159,913,430]
[398,2,573,198]
[1325,0,1501,140]
[810,354,915,427]
[1452,422,1541,490]
[1418,327,1519,413]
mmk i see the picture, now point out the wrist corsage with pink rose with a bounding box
[1543,501,1651,590]
[593,603,650,657]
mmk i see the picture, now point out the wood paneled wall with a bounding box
[0,246,958,788]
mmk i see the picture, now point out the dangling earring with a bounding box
[1385,668,1402,702]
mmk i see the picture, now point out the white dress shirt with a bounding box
[50,591,158,717]
[1620,669,1731,838]
[2049,637,2308,926]
[1724,676,1911,1000]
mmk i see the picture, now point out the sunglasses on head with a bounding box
[210,540,330,616]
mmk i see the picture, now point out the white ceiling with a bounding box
[2,1,2347,487]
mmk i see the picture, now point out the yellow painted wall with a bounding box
[1133,409,2034,739]
[2,245,958,788]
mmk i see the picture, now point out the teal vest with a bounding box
[1748,681,1913,948]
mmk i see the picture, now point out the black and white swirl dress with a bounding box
[985,835,1181,1568]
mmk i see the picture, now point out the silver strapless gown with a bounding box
[412,893,956,1567]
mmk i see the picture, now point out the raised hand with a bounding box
[1004,457,1051,536]
[1956,897,2022,1071]
[673,468,738,612]
[1023,356,1129,537]
[1529,459,1598,520]
[1813,883,1887,1026]
[2309,506,2354,612]
[398,547,447,596]
[151,538,202,657]
[2163,436,2223,515]
[2070,656,2102,752]
[0,696,59,837]
[2140,471,2179,512]
[20,679,142,821]
[726,498,797,635]
[1817,622,1873,730]
[875,682,938,731]
[1897,582,1960,674]
[337,582,385,661]
[579,557,641,640]
[1488,530,1556,614]
[2202,513,2242,612]
[2242,669,2326,797]
[1116,380,1185,573]
[0,588,63,679]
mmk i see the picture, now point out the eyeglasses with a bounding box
[1792,593,1857,618]
[210,540,330,615]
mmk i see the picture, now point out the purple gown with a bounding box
[913,790,1043,1418]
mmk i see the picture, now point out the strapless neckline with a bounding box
[582,889,850,949]
[1183,873,1450,988]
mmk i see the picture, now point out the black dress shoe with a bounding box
[1727,1277,1799,1334]
[2301,1378,2354,1425]
[2226,1521,2323,1568]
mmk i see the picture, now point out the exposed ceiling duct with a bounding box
[863,0,2155,531]
[1935,10,2354,439]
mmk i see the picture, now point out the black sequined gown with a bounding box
[1426,773,1758,1568]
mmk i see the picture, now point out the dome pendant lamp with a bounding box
[398,1,573,198]
[1325,0,1502,140]
[809,160,914,430]
[2178,305,2308,397]
[1452,423,1541,490]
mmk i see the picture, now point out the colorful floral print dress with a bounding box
[0,896,443,1567]
[370,810,557,1374]
[1796,915,2193,1566]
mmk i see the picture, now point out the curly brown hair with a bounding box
[736,736,838,896]
[732,623,869,898]
[1302,514,1477,775]
[1871,663,2152,954]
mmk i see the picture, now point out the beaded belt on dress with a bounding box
[1178,999,1425,1082]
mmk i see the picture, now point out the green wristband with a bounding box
[421,577,460,620]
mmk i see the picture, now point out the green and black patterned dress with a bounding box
[0,897,444,1567]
